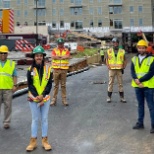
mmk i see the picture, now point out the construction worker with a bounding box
[50,37,70,106]
[0,45,17,129]
[131,40,154,133]
[106,37,127,103]
[98,46,106,64]
[26,46,52,151]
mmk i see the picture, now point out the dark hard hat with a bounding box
[112,37,119,43]
[57,38,65,44]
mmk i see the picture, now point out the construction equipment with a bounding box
[0,9,47,52]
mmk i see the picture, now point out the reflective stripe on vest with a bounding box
[107,48,125,69]
[52,48,69,69]
[28,65,52,102]
[0,60,15,89]
[131,56,154,88]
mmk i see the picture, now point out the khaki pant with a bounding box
[108,69,124,92]
[0,90,12,125]
[52,69,68,100]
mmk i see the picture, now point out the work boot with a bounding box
[3,123,10,129]
[50,98,56,106]
[42,137,52,151]
[119,92,127,103]
[26,137,37,152]
[107,92,112,103]
[62,98,69,106]
[132,122,144,129]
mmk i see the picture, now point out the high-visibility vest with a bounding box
[100,49,105,56]
[28,65,52,102]
[0,60,15,89]
[52,48,69,69]
[131,56,154,88]
[107,48,125,69]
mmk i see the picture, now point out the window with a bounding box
[98,19,102,27]
[90,20,93,27]
[129,6,134,13]
[138,6,143,13]
[17,0,21,5]
[89,0,93,3]
[70,8,82,15]
[109,0,122,4]
[37,0,45,7]
[139,18,143,26]
[98,0,102,2]
[60,8,64,16]
[89,8,94,15]
[34,9,46,16]
[52,0,56,3]
[52,21,56,28]
[16,22,20,26]
[17,10,20,17]
[60,0,64,2]
[75,21,83,29]
[24,10,28,16]
[114,20,122,29]
[71,21,74,27]
[97,7,102,15]
[130,19,134,27]
[52,9,56,16]
[3,0,10,8]
[109,6,122,14]
[24,21,28,26]
[24,0,28,4]
[60,21,64,28]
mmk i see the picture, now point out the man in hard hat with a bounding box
[131,39,154,133]
[50,38,70,106]
[106,37,127,103]
[0,45,17,129]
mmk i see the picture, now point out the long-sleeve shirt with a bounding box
[131,54,154,82]
[27,63,52,97]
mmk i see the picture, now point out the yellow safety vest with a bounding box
[100,49,105,56]
[28,65,52,102]
[0,60,15,89]
[131,56,154,88]
[52,48,69,69]
[107,48,125,69]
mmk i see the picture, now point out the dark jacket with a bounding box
[27,63,52,97]
[131,54,154,83]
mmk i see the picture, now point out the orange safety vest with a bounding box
[107,48,125,69]
[52,48,69,69]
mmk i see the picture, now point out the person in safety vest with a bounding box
[106,37,127,103]
[26,46,52,152]
[50,37,70,106]
[131,39,154,133]
[98,46,106,64]
[0,45,17,129]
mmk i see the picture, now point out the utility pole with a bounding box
[35,0,38,45]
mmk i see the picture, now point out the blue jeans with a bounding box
[135,88,154,128]
[29,100,50,138]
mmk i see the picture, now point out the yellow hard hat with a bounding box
[137,40,148,47]
[0,45,9,53]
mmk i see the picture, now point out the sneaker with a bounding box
[132,122,144,129]
[150,128,154,134]
[4,124,10,129]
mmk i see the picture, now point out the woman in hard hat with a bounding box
[131,39,154,133]
[26,46,52,151]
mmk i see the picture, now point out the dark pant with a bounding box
[135,88,154,128]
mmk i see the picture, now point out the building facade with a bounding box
[0,0,154,37]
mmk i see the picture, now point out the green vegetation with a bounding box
[72,48,99,58]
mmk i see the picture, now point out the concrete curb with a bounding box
[13,66,90,98]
